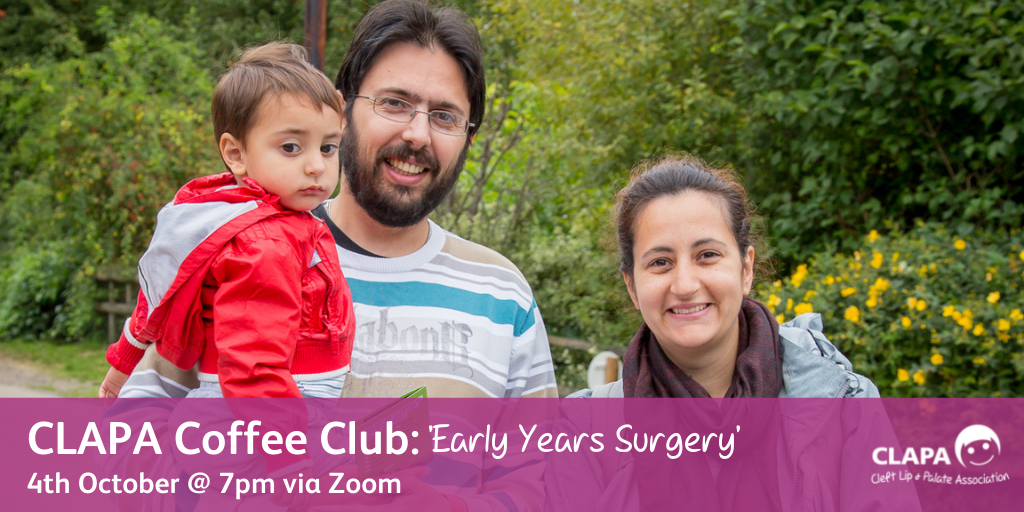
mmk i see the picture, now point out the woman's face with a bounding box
[625,191,754,365]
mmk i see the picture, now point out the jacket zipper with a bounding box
[315,258,340,356]
[787,380,849,512]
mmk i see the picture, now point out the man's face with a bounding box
[340,42,471,228]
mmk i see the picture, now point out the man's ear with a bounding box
[337,90,348,132]
[623,272,640,310]
[219,133,247,180]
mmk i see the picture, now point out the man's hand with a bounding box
[99,367,129,398]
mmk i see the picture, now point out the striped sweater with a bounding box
[322,207,557,399]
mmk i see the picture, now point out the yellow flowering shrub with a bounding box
[756,222,1023,397]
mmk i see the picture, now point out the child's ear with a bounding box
[219,133,247,179]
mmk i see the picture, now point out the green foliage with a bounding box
[1,0,308,71]
[728,0,1024,264]
[0,243,77,338]
[1,0,1021,398]
[445,0,745,354]
[758,222,1024,397]
[0,10,217,339]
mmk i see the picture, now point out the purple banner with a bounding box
[0,398,1019,511]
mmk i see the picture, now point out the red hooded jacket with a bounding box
[106,172,354,398]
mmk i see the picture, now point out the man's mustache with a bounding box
[376,144,440,172]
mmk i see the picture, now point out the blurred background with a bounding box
[0,0,1021,396]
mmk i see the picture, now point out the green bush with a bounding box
[757,222,1024,397]
[0,10,217,339]
[726,0,1024,265]
[0,242,78,338]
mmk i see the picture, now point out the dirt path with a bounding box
[0,355,91,397]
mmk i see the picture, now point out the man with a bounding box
[99,0,556,401]
[99,5,556,510]
[312,0,557,399]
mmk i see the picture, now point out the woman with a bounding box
[544,155,918,512]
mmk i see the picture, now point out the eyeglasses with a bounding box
[355,95,474,136]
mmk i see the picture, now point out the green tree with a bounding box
[727,0,1024,263]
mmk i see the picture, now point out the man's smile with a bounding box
[386,158,428,176]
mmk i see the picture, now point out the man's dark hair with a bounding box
[336,0,485,138]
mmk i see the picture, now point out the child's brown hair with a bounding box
[212,42,342,147]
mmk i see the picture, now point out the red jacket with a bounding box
[107,173,354,398]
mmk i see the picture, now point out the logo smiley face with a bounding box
[962,439,997,466]
[955,425,1001,468]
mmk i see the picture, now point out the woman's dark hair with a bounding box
[335,0,485,139]
[615,154,766,279]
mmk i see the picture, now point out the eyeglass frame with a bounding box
[353,95,475,136]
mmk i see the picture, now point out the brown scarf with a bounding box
[623,297,783,398]
[622,297,784,512]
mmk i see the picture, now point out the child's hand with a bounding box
[99,367,129,398]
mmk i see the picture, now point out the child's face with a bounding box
[222,93,342,211]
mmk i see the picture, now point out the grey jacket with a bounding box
[574,313,879,399]
[548,314,919,512]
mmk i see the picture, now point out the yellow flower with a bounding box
[844,306,860,323]
[866,297,878,308]
[916,300,927,311]
[803,290,817,301]
[872,278,890,291]
[795,302,814,316]
[997,319,1011,331]
[1020,250,1024,262]
[972,323,985,336]
[824,275,835,285]
[987,292,1000,304]
[786,298,793,311]
[870,251,884,269]
[791,264,808,288]
[942,305,955,317]
[913,370,926,385]
[1011,309,1024,322]
[954,239,966,250]
[767,294,782,309]
[897,369,910,382]
[973,357,986,365]
[892,252,899,261]
[776,314,786,324]
[901,316,912,328]
[930,353,943,365]
[841,287,856,297]
[906,297,918,309]
[866,230,879,243]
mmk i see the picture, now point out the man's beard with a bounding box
[339,120,466,228]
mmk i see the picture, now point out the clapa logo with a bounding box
[955,424,1000,468]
